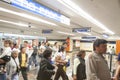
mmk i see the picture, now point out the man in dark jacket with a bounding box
[37,49,55,80]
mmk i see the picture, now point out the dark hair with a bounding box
[20,47,25,51]
[62,42,67,45]
[59,46,65,52]
[93,39,108,51]
[43,49,52,59]
[54,42,57,46]
[24,41,28,44]
[4,40,12,45]
[77,50,85,57]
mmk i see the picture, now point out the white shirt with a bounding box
[39,45,46,53]
[0,47,11,58]
[56,51,66,60]
[7,57,19,79]
[12,48,20,53]
[73,57,80,75]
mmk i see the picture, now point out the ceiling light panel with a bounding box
[0,7,57,26]
[57,0,114,35]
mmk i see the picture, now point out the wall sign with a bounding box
[2,0,70,25]
[42,29,53,34]
[72,27,91,32]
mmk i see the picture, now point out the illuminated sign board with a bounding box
[72,27,91,32]
[42,29,53,34]
[102,33,109,38]
[2,0,70,25]
[82,36,96,40]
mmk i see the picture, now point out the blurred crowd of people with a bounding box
[0,39,120,80]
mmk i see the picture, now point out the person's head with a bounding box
[32,39,36,46]
[20,47,26,53]
[93,39,108,54]
[38,42,41,47]
[59,46,65,52]
[54,42,58,46]
[77,50,86,59]
[4,40,11,47]
[24,41,28,47]
[11,50,18,58]
[62,42,67,48]
[41,42,45,46]
[43,49,52,60]
[46,42,50,47]
[112,46,114,48]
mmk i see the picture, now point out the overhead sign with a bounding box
[2,0,70,25]
[42,29,53,34]
[102,33,109,38]
[82,36,96,40]
[72,27,91,32]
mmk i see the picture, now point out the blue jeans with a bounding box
[0,74,6,80]
[11,73,19,80]
[29,55,38,66]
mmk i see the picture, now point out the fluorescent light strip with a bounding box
[57,31,74,36]
[57,0,114,34]
[82,32,91,36]
[0,7,56,26]
[77,31,91,35]
[0,19,28,27]
[3,33,46,39]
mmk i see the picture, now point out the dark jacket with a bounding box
[32,46,38,56]
[77,57,86,80]
[37,58,55,80]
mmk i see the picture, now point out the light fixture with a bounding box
[82,32,91,36]
[57,31,74,36]
[102,33,109,38]
[108,36,120,40]
[0,7,57,26]
[3,33,46,39]
[57,0,114,34]
[77,31,91,36]
[0,19,28,27]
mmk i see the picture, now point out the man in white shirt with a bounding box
[86,39,111,80]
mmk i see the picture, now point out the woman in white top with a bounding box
[7,50,20,80]
[52,42,59,61]
[0,40,12,80]
[73,50,86,80]
[54,46,69,80]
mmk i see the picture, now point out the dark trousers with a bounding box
[54,65,69,80]
[21,67,28,80]
[0,74,6,80]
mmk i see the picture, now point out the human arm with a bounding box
[73,58,80,80]
[55,55,67,65]
[40,59,55,75]
[114,66,120,80]
[0,59,5,64]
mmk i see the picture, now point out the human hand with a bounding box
[73,75,77,80]
[0,59,5,64]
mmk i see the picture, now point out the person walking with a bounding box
[73,50,86,80]
[85,39,111,80]
[37,49,55,80]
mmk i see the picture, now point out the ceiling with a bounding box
[0,0,120,40]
